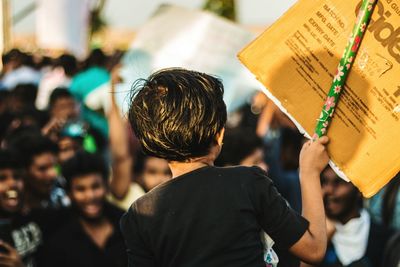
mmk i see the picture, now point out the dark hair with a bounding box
[2,49,23,65]
[61,151,109,190]
[49,87,73,109]
[321,166,363,209]
[280,127,303,170]
[10,83,38,107]
[54,54,77,77]
[84,48,107,69]
[0,148,22,170]
[6,131,58,168]
[128,68,227,161]
[215,127,263,166]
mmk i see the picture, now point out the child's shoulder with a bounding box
[215,165,269,179]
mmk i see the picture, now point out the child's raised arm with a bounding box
[289,136,330,264]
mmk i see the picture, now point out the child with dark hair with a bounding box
[40,151,127,267]
[121,68,330,266]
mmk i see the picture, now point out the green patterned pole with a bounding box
[313,0,377,139]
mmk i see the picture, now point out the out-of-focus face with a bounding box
[321,168,360,221]
[51,97,79,121]
[69,173,106,220]
[240,148,268,173]
[0,168,23,214]
[27,152,58,197]
[58,137,80,163]
[140,157,171,192]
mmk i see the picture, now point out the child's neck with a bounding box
[168,144,221,178]
[169,158,213,178]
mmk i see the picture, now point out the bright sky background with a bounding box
[11,0,297,33]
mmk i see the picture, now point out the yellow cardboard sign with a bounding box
[239,0,400,197]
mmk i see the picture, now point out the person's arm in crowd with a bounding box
[0,241,25,267]
[41,117,67,142]
[256,98,277,137]
[289,136,329,264]
[107,66,133,200]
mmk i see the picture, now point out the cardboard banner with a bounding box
[239,0,400,197]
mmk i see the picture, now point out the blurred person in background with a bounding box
[0,148,42,267]
[302,167,391,267]
[215,127,268,172]
[48,87,80,122]
[381,230,400,267]
[270,127,304,213]
[133,152,171,193]
[251,93,304,213]
[43,87,105,157]
[40,151,127,267]
[106,67,145,210]
[6,84,38,115]
[36,54,78,110]
[368,172,400,232]
[0,49,41,90]
[0,91,14,143]
[69,49,111,138]
[6,131,69,212]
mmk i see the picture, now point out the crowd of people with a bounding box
[0,48,399,267]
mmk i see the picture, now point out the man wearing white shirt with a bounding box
[307,167,392,267]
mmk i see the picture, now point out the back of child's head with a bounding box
[61,151,108,191]
[129,68,227,162]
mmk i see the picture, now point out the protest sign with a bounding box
[239,0,400,197]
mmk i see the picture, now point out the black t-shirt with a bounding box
[0,214,42,267]
[39,202,127,267]
[120,166,309,267]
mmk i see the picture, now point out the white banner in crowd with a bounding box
[36,0,91,59]
[118,4,262,113]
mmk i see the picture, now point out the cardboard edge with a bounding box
[361,164,400,198]
[252,79,351,183]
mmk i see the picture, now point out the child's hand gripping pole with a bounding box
[313,0,377,140]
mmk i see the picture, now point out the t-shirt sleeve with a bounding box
[120,204,156,267]
[245,167,309,249]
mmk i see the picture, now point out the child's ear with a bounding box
[215,128,225,146]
